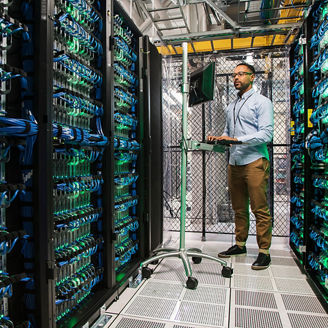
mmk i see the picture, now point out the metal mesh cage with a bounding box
[162,50,290,237]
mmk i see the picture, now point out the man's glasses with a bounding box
[231,72,254,78]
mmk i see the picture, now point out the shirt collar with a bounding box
[238,87,255,100]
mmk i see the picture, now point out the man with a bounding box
[208,62,274,270]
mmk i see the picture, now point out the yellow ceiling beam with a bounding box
[278,0,306,24]
[233,37,252,49]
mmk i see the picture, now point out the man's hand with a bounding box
[207,136,238,142]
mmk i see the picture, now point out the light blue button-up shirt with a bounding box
[223,88,274,166]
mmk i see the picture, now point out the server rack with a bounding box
[290,0,328,306]
[0,1,36,327]
[289,28,307,263]
[0,0,162,327]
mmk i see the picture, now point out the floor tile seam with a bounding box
[272,292,293,328]
[132,294,183,301]
[144,279,185,285]
[284,309,328,316]
[230,286,315,295]
[173,319,226,328]
[233,273,307,281]
[178,299,227,306]
[169,287,186,321]
[230,303,280,311]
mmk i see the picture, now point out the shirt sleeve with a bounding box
[237,97,274,145]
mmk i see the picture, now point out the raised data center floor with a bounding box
[99,233,328,328]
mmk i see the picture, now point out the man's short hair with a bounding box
[236,62,255,74]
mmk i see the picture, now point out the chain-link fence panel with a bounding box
[162,50,290,237]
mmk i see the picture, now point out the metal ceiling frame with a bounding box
[203,0,240,29]
[125,0,311,54]
[160,21,302,44]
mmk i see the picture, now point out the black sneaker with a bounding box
[218,245,246,258]
[251,253,271,270]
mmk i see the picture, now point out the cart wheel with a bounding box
[186,276,198,290]
[222,266,233,278]
[192,256,202,264]
[142,267,153,279]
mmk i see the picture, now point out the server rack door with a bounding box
[141,36,163,253]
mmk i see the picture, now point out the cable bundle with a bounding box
[114,197,138,212]
[61,0,101,26]
[55,174,104,193]
[53,123,108,146]
[311,15,328,49]
[114,174,139,186]
[55,234,103,265]
[292,100,304,118]
[114,137,140,150]
[114,87,138,107]
[290,231,301,247]
[113,15,133,45]
[0,229,29,255]
[290,215,303,230]
[291,79,304,99]
[114,63,138,87]
[310,47,328,72]
[53,89,104,117]
[54,52,102,86]
[56,265,103,301]
[54,205,102,229]
[114,112,138,128]
[0,14,30,40]
[55,13,102,55]
[310,227,328,250]
[290,57,304,76]
[290,195,304,208]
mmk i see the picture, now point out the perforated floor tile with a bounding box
[288,313,328,328]
[274,278,314,295]
[270,257,297,266]
[234,308,283,328]
[139,281,183,299]
[246,248,293,257]
[269,249,293,257]
[175,302,226,327]
[281,294,326,313]
[183,286,228,304]
[123,296,177,320]
[234,290,278,309]
[232,256,257,264]
[192,262,230,286]
[270,266,304,278]
[112,317,166,328]
[232,264,270,277]
[152,261,186,282]
[232,275,274,291]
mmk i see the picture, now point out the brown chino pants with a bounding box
[228,157,272,253]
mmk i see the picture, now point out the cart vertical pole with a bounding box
[180,42,189,251]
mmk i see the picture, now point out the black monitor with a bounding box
[189,62,215,107]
